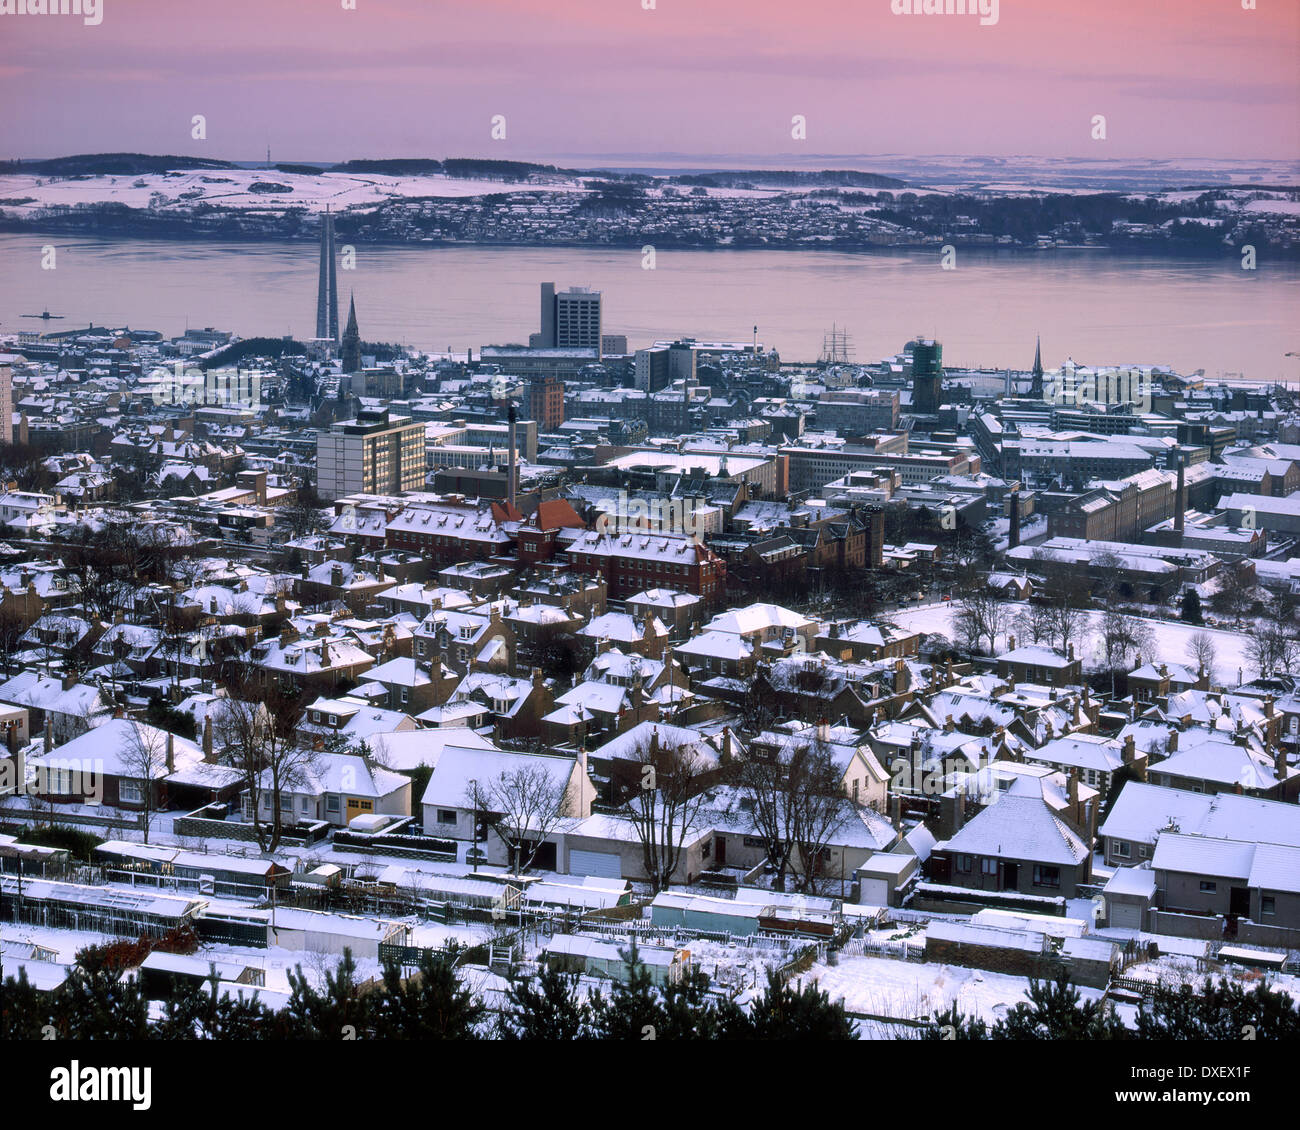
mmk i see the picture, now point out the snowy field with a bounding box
[889,601,1255,684]
[0,169,595,216]
[0,168,837,218]
[798,953,1106,1031]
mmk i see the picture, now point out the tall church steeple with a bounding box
[316,207,340,344]
[341,293,361,374]
[1030,335,1044,398]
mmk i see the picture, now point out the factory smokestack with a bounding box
[1175,455,1186,536]
[1008,488,1021,549]
[507,402,518,510]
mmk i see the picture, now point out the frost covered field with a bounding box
[889,602,1256,682]
[0,169,595,217]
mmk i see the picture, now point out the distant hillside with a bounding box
[332,157,574,181]
[24,154,237,176]
[671,169,907,190]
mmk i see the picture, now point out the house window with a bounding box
[301,797,311,813]
[280,793,293,812]
[326,795,340,813]
[119,779,143,805]
[1113,841,1131,859]
[1032,865,1060,889]
[981,857,997,876]
[1262,896,1276,917]
[437,808,457,825]
[1199,880,1217,894]
[956,854,972,874]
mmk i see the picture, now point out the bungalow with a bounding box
[419,746,594,872]
[1152,832,1300,934]
[245,751,411,828]
[1099,782,1300,869]
[928,775,1092,899]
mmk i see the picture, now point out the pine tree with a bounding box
[498,964,593,1040]
[371,952,484,1040]
[745,968,857,1040]
[283,949,373,1040]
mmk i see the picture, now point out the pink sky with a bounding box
[2,0,1296,162]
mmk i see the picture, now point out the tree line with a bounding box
[0,943,854,1041]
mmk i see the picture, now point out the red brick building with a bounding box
[565,529,726,608]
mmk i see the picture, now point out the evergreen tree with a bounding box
[0,968,50,1040]
[744,969,857,1040]
[498,964,594,1040]
[994,973,1126,1040]
[283,949,373,1040]
[1179,588,1203,624]
[371,952,484,1040]
[49,955,151,1040]
[1138,977,1300,1040]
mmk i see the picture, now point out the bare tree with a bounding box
[1187,631,1217,684]
[465,763,574,877]
[741,732,852,893]
[1100,610,1154,696]
[953,590,1009,655]
[117,721,171,844]
[620,730,710,892]
[785,738,852,893]
[1049,599,1089,656]
[1089,549,1125,603]
[1246,622,1300,679]
[214,682,312,853]
[1210,567,1255,623]
[1014,602,1056,646]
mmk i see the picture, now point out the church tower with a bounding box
[341,293,361,374]
[1030,335,1044,399]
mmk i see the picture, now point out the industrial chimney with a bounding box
[1175,455,1186,537]
[507,403,518,510]
[1008,488,1021,549]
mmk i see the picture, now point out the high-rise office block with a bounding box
[316,408,424,500]
[538,282,602,355]
[908,338,943,416]
[0,363,11,444]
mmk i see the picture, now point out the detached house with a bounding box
[245,752,411,828]
[929,776,1093,899]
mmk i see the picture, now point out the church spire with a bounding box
[341,292,361,373]
[316,206,339,344]
[1030,334,1044,398]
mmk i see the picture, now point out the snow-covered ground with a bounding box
[798,953,1106,1030]
[890,601,1255,683]
[0,169,595,217]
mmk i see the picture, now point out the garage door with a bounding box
[569,849,622,879]
[1109,902,1143,930]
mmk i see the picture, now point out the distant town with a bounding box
[2,154,1297,257]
